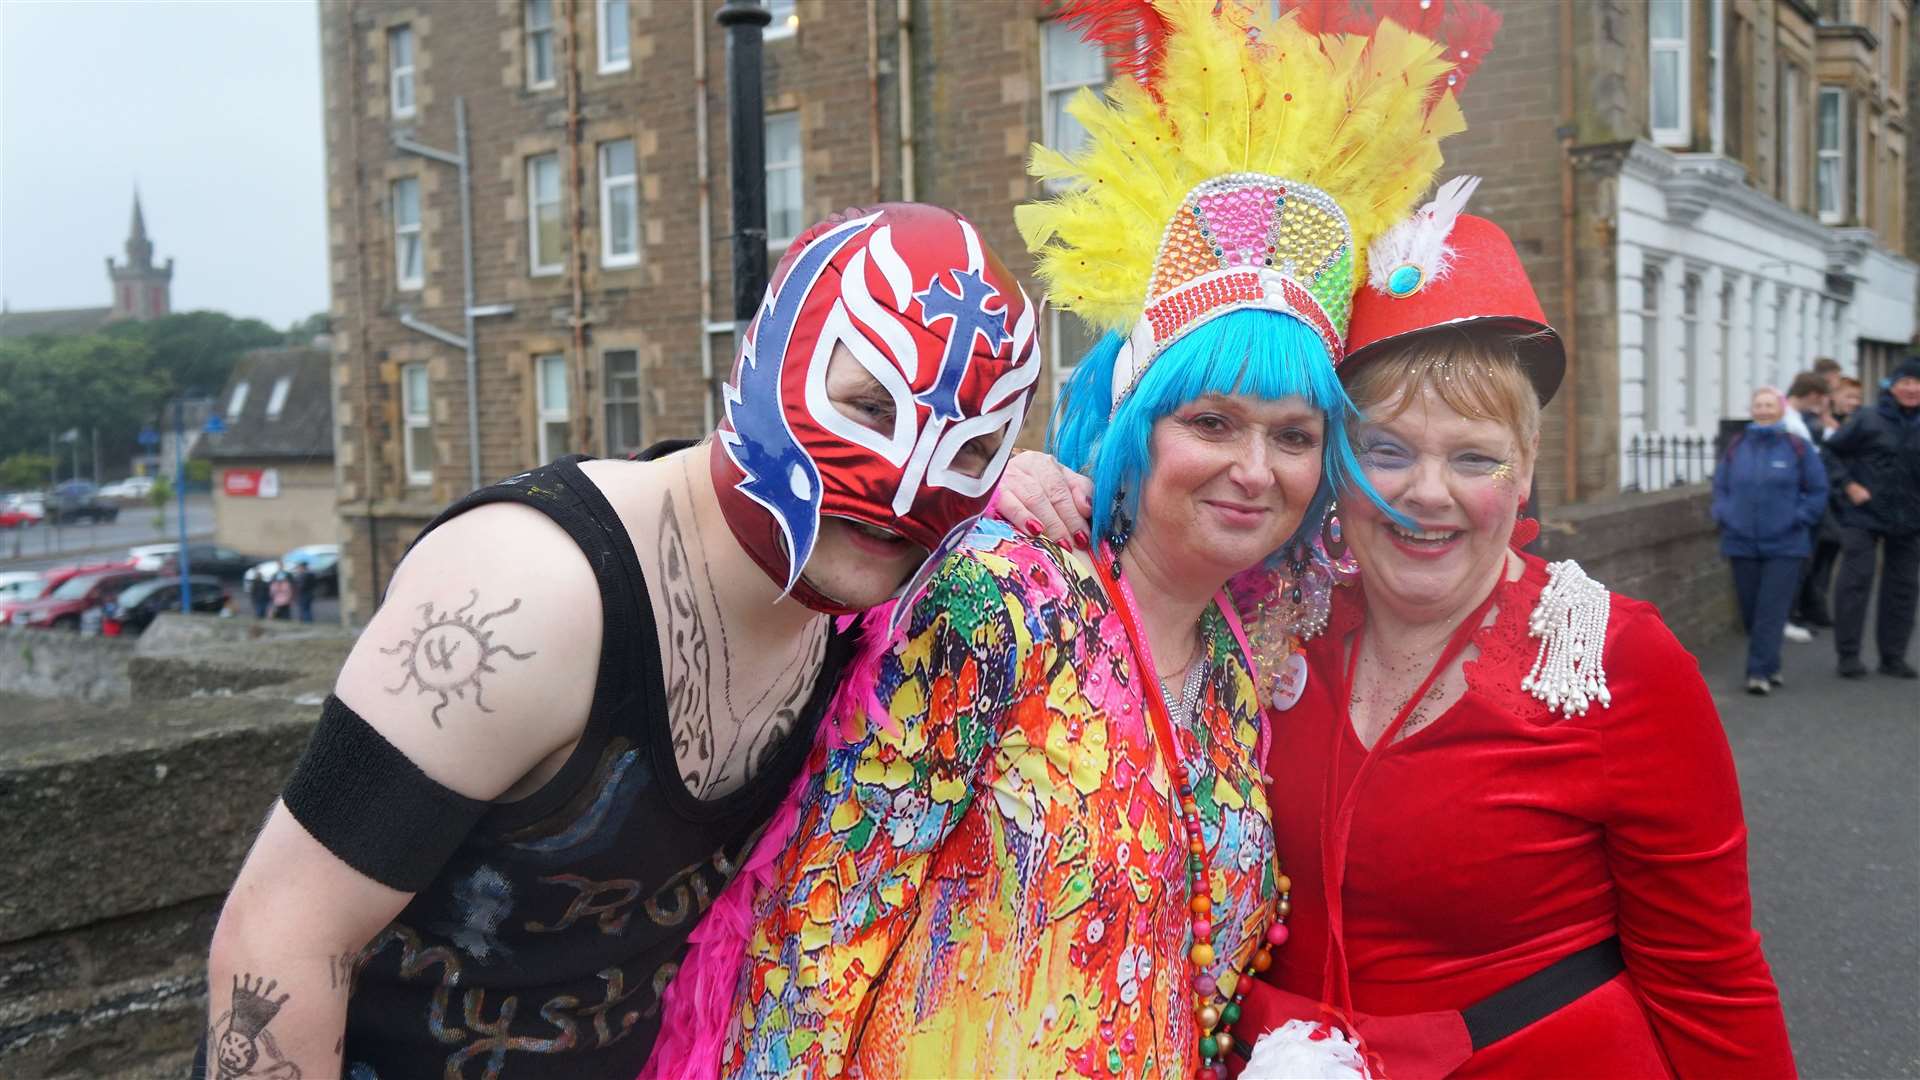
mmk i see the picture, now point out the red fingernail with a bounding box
[1073,530,1090,551]
[1024,519,1044,537]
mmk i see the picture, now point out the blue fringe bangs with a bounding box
[1045,308,1402,550]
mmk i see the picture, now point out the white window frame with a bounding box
[526,0,556,90]
[1649,0,1691,147]
[227,380,251,420]
[1855,97,1870,224]
[392,177,423,291]
[764,111,803,251]
[536,353,570,462]
[1816,86,1848,223]
[1680,272,1702,428]
[599,139,640,268]
[602,348,643,456]
[388,24,416,119]
[265,376,293,420]
[765,0,797,41]
[597,0,630,73]
[401,363,434,488]
[528,153,564,277]
[1779,63,1803,209]
[1041,18,1109,191]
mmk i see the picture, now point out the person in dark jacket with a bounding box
[1786,372,1838,629]
[1713,386,1829,694]
[1825,357,1920,679]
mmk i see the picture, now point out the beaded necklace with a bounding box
[1092,549,1292,1078]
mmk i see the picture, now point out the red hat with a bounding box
[1345,211,1565,405]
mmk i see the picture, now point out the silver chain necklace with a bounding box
[1159,650,1208,727]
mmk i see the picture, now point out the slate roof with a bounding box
[0,306,114,340]
[204,346,335,461]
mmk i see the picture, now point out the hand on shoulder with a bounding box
[334,500,603,802]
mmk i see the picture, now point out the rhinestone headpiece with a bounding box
[1111,174,1353,414]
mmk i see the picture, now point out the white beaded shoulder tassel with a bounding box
[1520,560,1613,717]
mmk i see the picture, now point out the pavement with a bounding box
[1708,625,1920,1079]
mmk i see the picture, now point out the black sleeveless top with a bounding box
[341,445,854,1079]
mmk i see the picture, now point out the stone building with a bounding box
[0,192,174,338]
[321,0,1919,620]
[205,345,337,559]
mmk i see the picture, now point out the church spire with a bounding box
[125,190,153,270]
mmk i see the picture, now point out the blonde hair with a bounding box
[1344,326,1543,457]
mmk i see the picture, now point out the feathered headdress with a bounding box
[1019,0,1497,412]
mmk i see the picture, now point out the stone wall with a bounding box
[1536,483,1740,655]
[0,619,353,1080]
[0,629,134,704]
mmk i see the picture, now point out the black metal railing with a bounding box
[1623,432,1717,492]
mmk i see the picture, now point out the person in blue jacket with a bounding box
[1713,386,1829,694]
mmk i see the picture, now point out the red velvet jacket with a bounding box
[1251,553,1796,1078]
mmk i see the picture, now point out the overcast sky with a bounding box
[1,0,326,329]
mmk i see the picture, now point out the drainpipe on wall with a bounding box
[867,0,883,202]
[564,0,590,453]
[696,4,718,430]
[1558,0,1580,504]
[345,2,385,608]
[896,0,915,201]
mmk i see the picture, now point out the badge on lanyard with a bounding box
[1270,652,1309,711]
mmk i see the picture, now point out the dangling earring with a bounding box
[1106,486,1134,574]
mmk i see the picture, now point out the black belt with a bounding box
[1462,936,1625,1050]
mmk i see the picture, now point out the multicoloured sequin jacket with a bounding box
[720,520,1278,1078]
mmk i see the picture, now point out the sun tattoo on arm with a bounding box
[379,589,537,727]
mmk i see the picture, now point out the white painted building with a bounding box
[1613,142,1916,488]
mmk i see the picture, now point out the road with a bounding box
[0,493,214,571]
[1712,626,1920,1079]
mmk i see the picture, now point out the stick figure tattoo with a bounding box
[381,589,537,726]
[212,974,300,1079]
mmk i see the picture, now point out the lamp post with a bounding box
[716,0,772,335]
[175,397,222,614]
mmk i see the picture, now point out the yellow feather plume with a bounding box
[1019,0,1465,335]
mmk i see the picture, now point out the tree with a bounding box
[0,452,54,491]
[0,336,163,464]
[105,310,282,397]
[285,312,333,345]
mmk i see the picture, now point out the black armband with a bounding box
[282,695,489,893]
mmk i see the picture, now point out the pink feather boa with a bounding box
[637,605,896,1080]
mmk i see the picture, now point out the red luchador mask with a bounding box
[709,203,1041,615]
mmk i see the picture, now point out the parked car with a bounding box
[98,575,228,636]
[0,561,127,624]
[1,494,44,529]
[157,544,262,583]
[246,544,342,598]
[7,569,154,630]
[0,571,45,603]
[129,543,180,571]
[47,481,119,525]
[100,476,157,500]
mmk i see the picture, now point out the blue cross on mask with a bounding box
[913,268,1012,422]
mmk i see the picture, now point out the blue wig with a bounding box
[1046,308,1404,554]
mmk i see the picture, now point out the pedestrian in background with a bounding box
[1813,356,1843,393]
[1785,372,1837,632]
[1783,371,1828,446]
[1713,386,1828,694]
[267,570,294,620]
[1830,376,1863,427]
[1826,358,1920,679]
[247,569,270,619]
[291,560,315,623]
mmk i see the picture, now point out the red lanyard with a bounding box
[1317,585,1502,1015]
[1091,550,1210,782]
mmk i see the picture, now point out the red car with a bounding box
[6,568,154,631]
[0,501,43,529]
[0,561,126,625]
